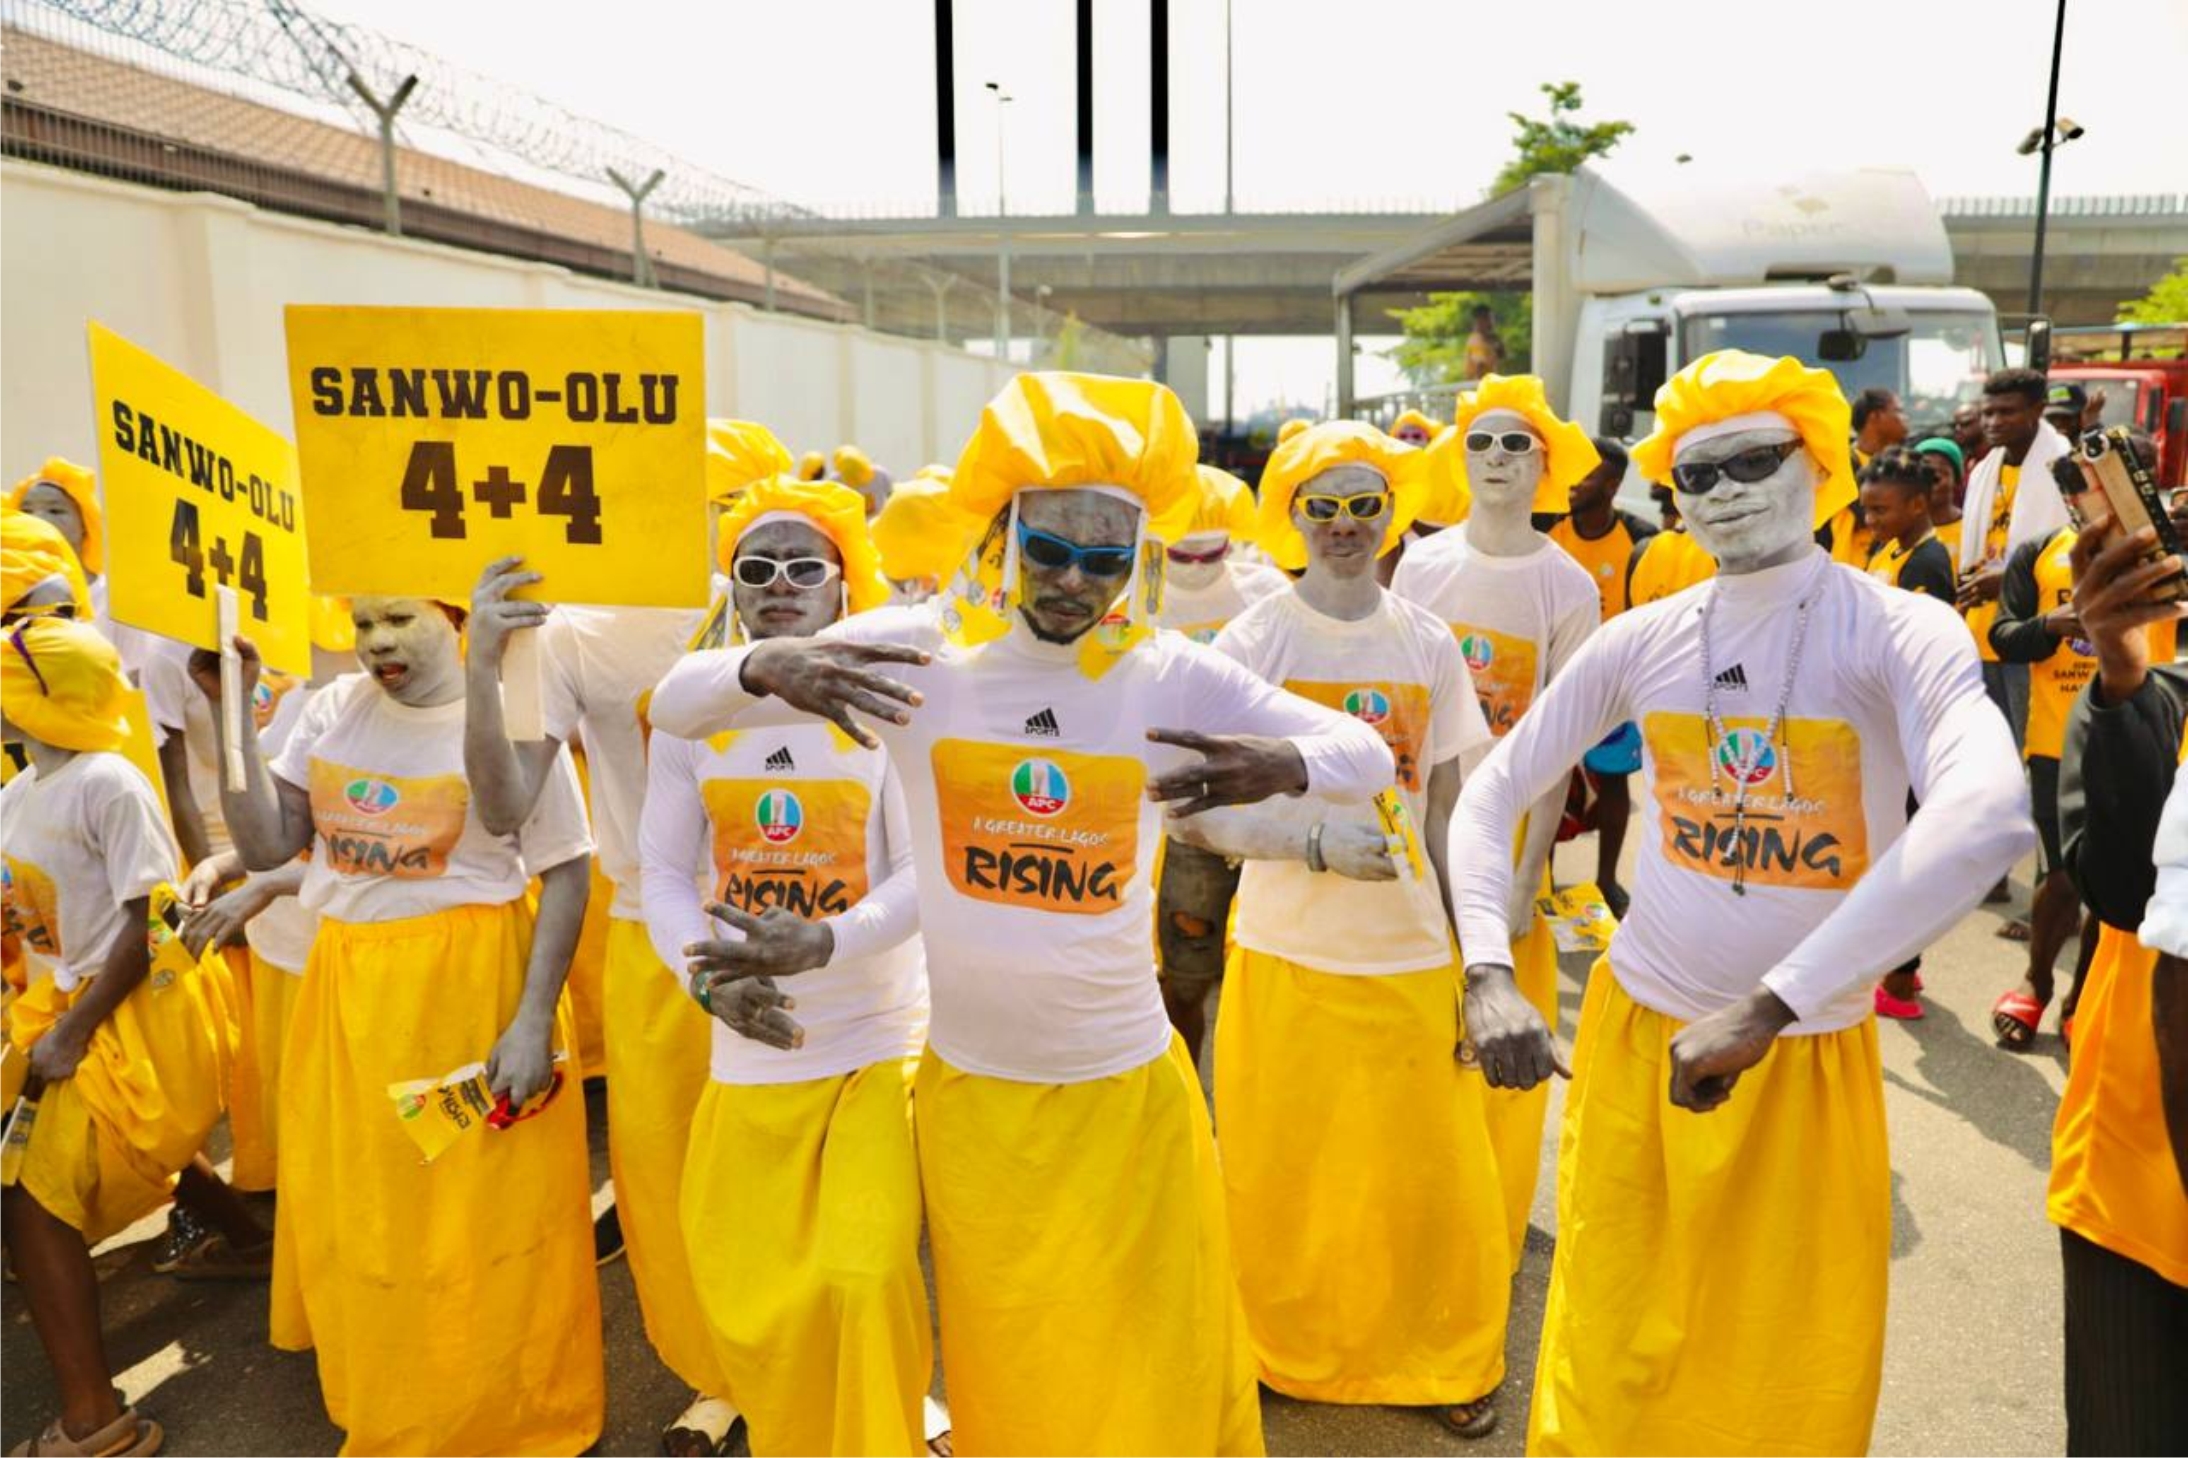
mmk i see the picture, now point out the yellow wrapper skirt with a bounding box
[605,916,724,1395]
[683,1056,931,1456]
[225,943,287,1191]
[1528,963,1889,1457]
[7,947,237,1243]
[1218,948,1509,1405]
[270,901,604,1457]
[563,856,613,1080]
[917,1036,1263,1455]
[1484,908,1560,1269]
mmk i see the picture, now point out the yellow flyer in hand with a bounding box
[388,1051,568,1162]
[284,306,709,608]
[1373,789,1426,881]
[88,323,312,673]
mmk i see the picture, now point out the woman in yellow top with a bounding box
[2,617,255,1458]
[199,597,603,1456]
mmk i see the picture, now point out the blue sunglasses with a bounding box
[1015,523,1136,579]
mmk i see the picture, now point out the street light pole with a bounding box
[1224,0,1234,214]
[986,82,1013,362]
[2028,0,2068,316]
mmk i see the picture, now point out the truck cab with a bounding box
[2048,323,2187,487]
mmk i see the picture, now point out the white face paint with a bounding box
[1163,534,1229,592]
[1672,428,1818,573]
[351,596,463,707]
[1465,408,1545,517]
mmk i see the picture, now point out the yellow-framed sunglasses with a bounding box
[1295,492,1390,523]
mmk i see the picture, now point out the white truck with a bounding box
[1342,163,2006,493]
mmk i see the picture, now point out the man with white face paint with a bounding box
[1157,466,1288,647]
[649,373,1395,1457]
[1450,350,2033,1455]
[1391,376,1601,1268]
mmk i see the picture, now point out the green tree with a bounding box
[2117,257,2188,324]
[1387,83,1631,388]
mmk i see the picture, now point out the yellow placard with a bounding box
[88,323,311,673]
[284,306,709,608]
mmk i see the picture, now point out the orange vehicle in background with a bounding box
[2050,323,2188,488]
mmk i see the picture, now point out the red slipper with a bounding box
[1874,984,1924,1021]
[1992,989,2046,1050]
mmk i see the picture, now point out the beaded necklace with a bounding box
[1698,555,1827,895]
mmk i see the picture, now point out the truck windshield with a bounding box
[1680,310,2003,427]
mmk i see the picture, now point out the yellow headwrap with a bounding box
[309,594,355,652]
[1276,417,1312,445]
[1447,375,1601,515]
[1414,433,1474,529]
[706,419,796,506]
[1,510,93,619]
[1255,421,1426,571]
[871,473,981,584]
[1631,350,1856,532]
[1389,408,1438,441]
[7,459,103,575]
[832,445,876,489]
[2,616,130,753]
[796,451,827,482]
[715,476,888,616]
[1186,465,1258,541]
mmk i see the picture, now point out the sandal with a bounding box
[9,1396,162,1456]
[661,1396,740,1457]
[1996,919,2031,943]
[1992,989,2047,1051]
[1873,984,1924,1021]
[924,1396,953,1456]
[170,1233,272,1283]
[1430,1390,1499,1439]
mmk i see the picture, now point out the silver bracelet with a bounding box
[1306,821,1328,874]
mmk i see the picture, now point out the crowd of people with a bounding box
[0,343,2182,1458]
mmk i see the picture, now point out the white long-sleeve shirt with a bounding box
[2142,753,2188,959]
[649,605,1396,1082]
[1451,548,2034,1034]
[640,722,926,1084]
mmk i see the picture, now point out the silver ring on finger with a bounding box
[1198,779,1210,800]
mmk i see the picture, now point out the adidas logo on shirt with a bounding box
[1713,664,1750,692]
[1024,707,1061,738]
[763,746,797,773]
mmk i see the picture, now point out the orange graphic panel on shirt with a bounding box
[701,777,874,922]
[932,740,1143,916]
[1642,712,1869,891]
[251,671,302,732]
[1172,617,1230,645]
[307,760,469,880]
[1447,624,1540,739]
[1286,679,1433,791]
[2,857,61,958]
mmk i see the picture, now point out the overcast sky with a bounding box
[313,0,2187,411]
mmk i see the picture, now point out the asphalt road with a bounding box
[3,839,2074,1455]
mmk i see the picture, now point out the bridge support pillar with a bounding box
[1335,295,1356,417]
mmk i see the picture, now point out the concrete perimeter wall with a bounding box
[1,159,1019,481]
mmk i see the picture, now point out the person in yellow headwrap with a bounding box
[2,616,259,1458]
[651,372,1402,1457]
[1,508,92,623]
[1159,466,1287,647]
[796,450,827,482]
[1391,379,1603,1271]
[1388,407,1438,448]
[1193,420,1510,1435]
[832,443,895,519]
[1449,349,2033,1456]
[8,459,103,594]
[203,595,604,1455]
[637,475,940,1457]
[871,467,979,608]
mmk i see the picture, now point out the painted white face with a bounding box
[1164,533,1229,592]
[1673,427,1818,572]
[350,596,462,706]
[1465,409,1544,515]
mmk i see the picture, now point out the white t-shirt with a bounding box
[1451,548,2034,1034]
[541,605,707,920]
[0,752,176,991]
[1391,526,1600,740]
[641,722,926,1084]
[270,676,593,924]
[1217,588,1490,974]
[240,681,323,973]
[649,606,1396,1083]
[138,641,229,854]
[1159,560,1290,645]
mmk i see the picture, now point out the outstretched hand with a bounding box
[1144,728,1309,817]
[740,639,929,749]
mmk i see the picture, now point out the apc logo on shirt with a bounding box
[344,777,401,816]
[1010,758,1071,817]
[1342,688,1392,725]
[754,788,804,845]
[1457,635,1495,673]
[1713,729,1779,787]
